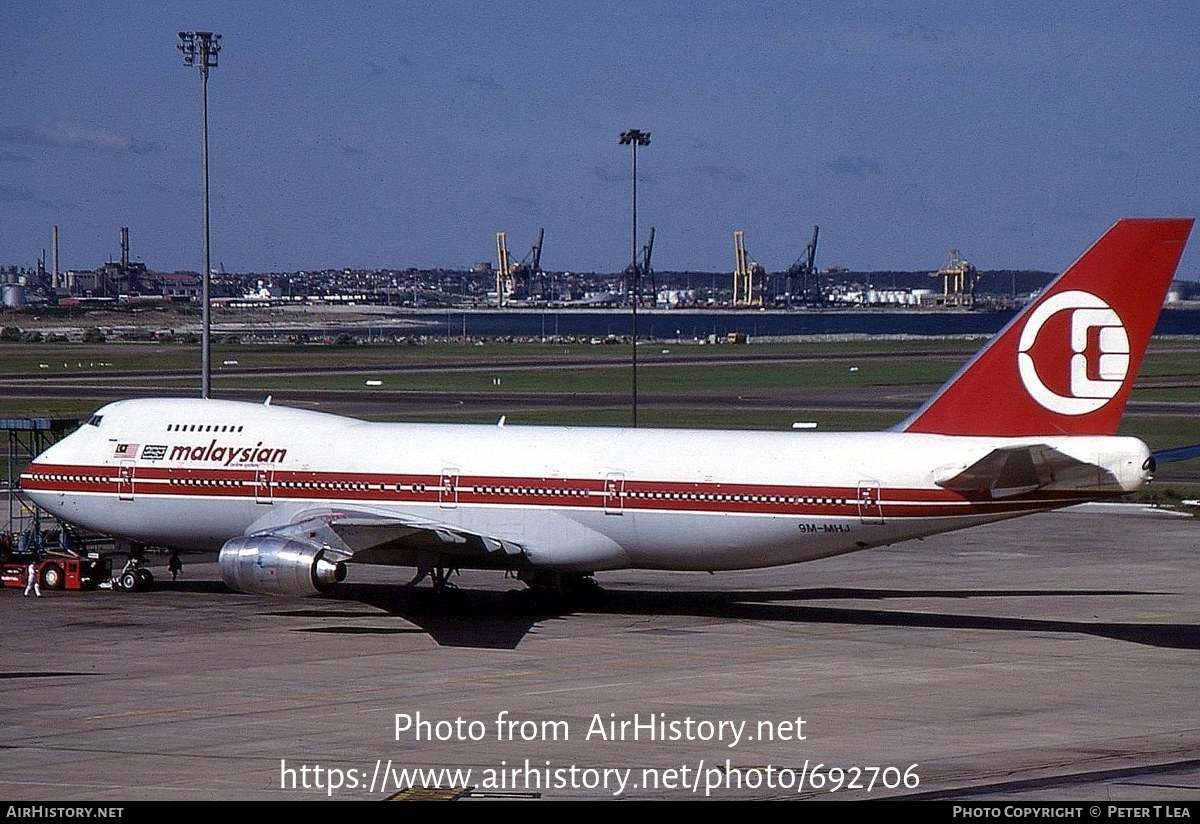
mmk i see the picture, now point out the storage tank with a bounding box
[2,284,27,308]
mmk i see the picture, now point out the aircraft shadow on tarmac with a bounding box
[256,583,1199,651]
[156,580,236,594]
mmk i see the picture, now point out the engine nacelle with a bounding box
[218,535,347,596]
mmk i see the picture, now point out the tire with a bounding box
[137,569,154,589]
[120,571,140,592]
[40,564,65,590]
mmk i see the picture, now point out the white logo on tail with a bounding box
[1017,290,1129,415]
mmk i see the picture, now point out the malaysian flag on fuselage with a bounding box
[113,443,140,458]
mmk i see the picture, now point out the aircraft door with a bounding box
[856,481,883,524]
[604,472,625,515]
[439,468,459,509]
[117,460,135,501]
[255,466,274,504]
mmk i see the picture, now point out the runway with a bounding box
[4,345,1198,421]
[5,380,1199,421]
[3,504,1198,801]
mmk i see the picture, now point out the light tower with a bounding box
[618,129,650,427]
[177,31,221,399]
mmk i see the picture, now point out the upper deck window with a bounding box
[167,421,247,433]
[86,415,103,427]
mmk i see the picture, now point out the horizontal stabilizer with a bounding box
[1151,444,1200,465]
[936,444,1118,498]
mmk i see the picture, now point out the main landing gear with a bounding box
[406,557,606,611]
[515,571,607,611]
[406,561,461,593]
[99,554,154,592]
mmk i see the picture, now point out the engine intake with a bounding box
[218,535,347,596]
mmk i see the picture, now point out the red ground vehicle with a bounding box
[0,551,111,591]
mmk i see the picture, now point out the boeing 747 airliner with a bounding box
[20,219,1194,597]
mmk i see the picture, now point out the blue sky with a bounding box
[3,2,1198,277]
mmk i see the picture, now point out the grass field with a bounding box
[0,338,1195,425]
[2,336,1199,503]
[0,338,1197,427]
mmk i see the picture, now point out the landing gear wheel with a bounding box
[515,572,606,612]
[120,571,140,592]
[137,569,154,589]
[561,573,607,607]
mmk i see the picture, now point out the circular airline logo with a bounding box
[1017,290,1129,416]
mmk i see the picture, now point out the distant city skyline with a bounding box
[3,2,1198,278]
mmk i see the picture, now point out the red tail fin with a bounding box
[901,218,1193,436]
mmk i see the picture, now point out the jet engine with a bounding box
[218,535,347,596]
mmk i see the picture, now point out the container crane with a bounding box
[641,227,655,304]
[934,248,979,307]
[495,232,513,307]
[496,229,546,305]
[786,225,821,307]
[529,228,545,301]
[732,230,765,307]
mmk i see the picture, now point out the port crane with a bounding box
[640,227,655,304]
[934,248,979,307]
[785,225,822,307]
[732,230,765,307]
[494,229,545,306]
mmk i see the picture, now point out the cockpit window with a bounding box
[87,415,103,427]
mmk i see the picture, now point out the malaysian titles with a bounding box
[167,440,287,467]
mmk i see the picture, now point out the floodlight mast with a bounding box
[177,31,221,399]
[618,129,650,427]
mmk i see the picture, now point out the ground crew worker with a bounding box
[23,560,41,598]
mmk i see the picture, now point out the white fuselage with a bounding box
[21,398,1152,573]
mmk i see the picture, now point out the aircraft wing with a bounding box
[934,444,1119,499]
[244,505,527,566]
[218,505,534,596]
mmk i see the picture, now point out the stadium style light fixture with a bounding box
[618,129,650,427]
[177,31,221,399]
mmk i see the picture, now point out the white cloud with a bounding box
[0,122,158,154]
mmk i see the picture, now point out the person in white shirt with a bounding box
[23,561,41,598]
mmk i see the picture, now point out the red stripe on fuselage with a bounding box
[19,462,1106,518]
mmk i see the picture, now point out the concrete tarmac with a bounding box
[2,504,1198,801]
